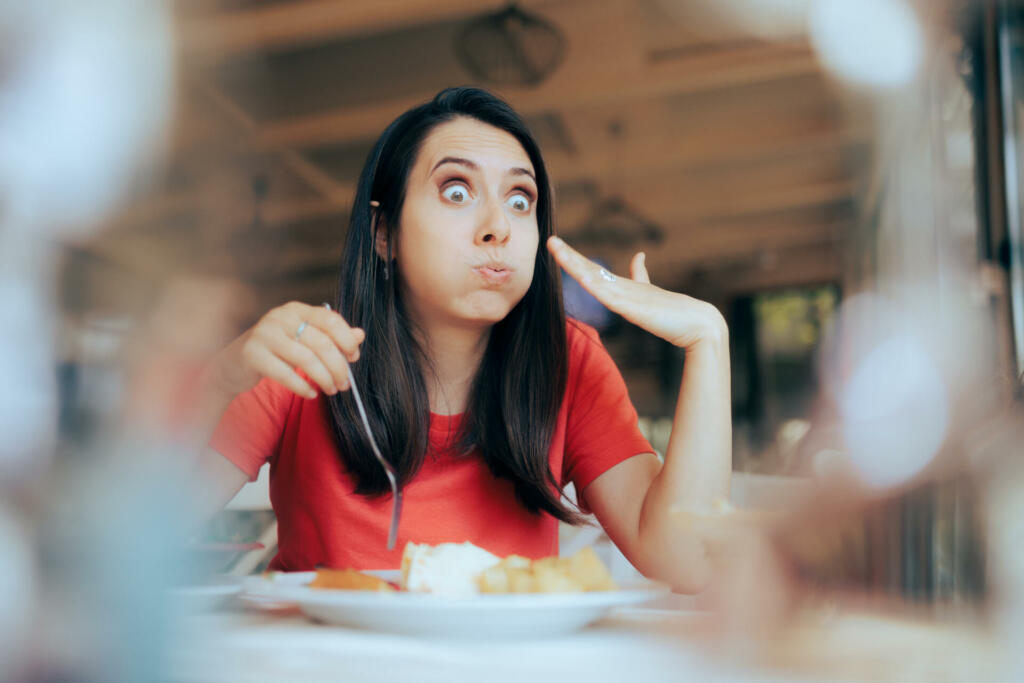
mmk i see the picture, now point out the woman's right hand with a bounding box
[211,301,365,400]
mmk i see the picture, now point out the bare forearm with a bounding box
[185,359,244,452]
[654,326,732,505]
[637,315,732,589]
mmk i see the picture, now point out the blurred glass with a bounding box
[995,0,1024,391]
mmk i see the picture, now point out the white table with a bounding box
[165,606,796,683]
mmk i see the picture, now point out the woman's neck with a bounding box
[414,320,490,416]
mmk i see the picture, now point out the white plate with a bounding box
[241,571,668,639]
[239,571,318,610]
[170,580,242,612]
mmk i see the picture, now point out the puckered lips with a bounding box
[472,260,515,285]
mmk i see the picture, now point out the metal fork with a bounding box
[323,304,402,550]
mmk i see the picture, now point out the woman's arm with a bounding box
[547,237,732,592]
[174,302,366,519]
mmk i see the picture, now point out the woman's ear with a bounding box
[370,202,392,261]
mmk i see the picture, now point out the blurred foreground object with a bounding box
[0,0,175,475]
[808,0,924,89]
[0,1,180,681]
[820,293,951,490]
[0,0,175,230]
[672,3,1021,678]
[679,0,924,88]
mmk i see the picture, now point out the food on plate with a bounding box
[303,541,619,595]
[478,547,617,594]
[401,541,618,595]
[400,541,502,597]
[309,568,396,592]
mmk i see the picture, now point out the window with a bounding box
[730,284,839,472]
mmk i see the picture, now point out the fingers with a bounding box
[285,302,364,362]
[271,330,340,395]
[547,236,613,289]
[630,252,650,284]
[547,236,629,307]
[547,236,665,337]
[306,305,364,361]
[242,343,319,400]
[245,301,367,398]
[291,324,352,392]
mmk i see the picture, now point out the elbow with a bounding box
[664,561,714,595]
[631,535,715,595]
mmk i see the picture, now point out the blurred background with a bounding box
[4,0,1024,680]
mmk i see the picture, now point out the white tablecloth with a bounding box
[165,606,797,683]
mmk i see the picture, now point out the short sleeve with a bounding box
[208,377,294,481]
[561,322,655,498]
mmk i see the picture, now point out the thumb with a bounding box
[630,252,650,284]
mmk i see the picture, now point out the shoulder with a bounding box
[564,318,619,388]
[566,318,605,358]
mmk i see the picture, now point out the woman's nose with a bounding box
[474,198,511,245]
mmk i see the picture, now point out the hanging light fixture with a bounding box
[572,196,664,247]
[568,121,663,248]
[456,4,566,87]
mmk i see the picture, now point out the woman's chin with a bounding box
[453,293,523,325]
[460,309,513,327]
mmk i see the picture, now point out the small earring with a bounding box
[383,261,389,281]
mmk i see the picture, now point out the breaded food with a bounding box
[309,568,396,592]
[477,555,533,593]
[478,547,617,594]
[565,546,618,591]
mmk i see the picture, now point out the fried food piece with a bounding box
[309,568,396,592]
[478,548,617,594]
[532,562,585,593]
[565,547,617,591]
[478,555,532,593]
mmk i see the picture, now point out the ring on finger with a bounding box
[295,321,309,340]
[599,268,617,283]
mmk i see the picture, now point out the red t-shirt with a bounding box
[209,320,653,570]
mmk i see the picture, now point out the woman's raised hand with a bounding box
[212,301,365,400]
[547,236,726,349]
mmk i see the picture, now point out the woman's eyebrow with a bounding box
[430,156,477,174]
[430,156,536,182]
[509,167,536,182]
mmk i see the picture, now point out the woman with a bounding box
[196,87,731,592]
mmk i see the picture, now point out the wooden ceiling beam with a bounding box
[555,174,857,230]
[193,77,352,205]
[638,218,845,260]
[709,243,843,293]
[254,41,820,149]
[183,0,511,61]
[548,119,867,190]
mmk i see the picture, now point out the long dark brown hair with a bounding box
[329,87,581,524]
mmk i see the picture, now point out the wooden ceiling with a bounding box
[67,0,869,319]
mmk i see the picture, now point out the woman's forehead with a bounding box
[417,118,534,176]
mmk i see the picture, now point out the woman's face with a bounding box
[391,117,540,331]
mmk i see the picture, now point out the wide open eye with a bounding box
[506,192,532,212]
[441,183,470,204]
